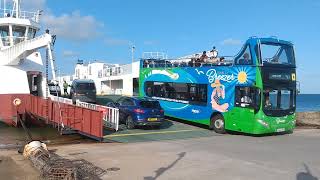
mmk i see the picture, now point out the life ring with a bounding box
[13,98,22,106]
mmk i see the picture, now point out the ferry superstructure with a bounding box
[0,0,55,125]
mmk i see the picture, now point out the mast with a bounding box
[12,0,20,18]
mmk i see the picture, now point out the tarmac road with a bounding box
[52,128,320,180]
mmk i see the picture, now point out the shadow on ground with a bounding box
[144,152,186,180]
[296,163,319,180]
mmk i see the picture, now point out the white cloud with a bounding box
[144,40,157,45]
[41,11,104,42]
[62,50,78,57]
[220,38,242,46]
[21,0,46,11]
[104,38,130,46]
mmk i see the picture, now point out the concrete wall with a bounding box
[296,112,320,127]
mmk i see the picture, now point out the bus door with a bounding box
[230,87,260,132]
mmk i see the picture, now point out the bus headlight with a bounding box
[257,119,269,128]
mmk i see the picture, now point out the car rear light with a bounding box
[160,109,164,113]
[134,109,145,113]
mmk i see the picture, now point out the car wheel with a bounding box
[126,116,135,129]
[210,114,226,134]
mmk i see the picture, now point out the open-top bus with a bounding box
[139,37,296,134]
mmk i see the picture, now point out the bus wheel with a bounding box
[210,114,226,134]
[126,116,135,129]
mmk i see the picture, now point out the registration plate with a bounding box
[276,128,285,132]
[148,118,158,121]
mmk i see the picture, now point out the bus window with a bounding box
[263,89,295,112]
[235,45,252,65]
[235,87,261,112]
[144,81,207,105]
[173,83,188,100]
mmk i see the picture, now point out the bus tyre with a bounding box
[126,116,135,129]
[210,114,226,134]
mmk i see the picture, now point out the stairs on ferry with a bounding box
[0,34,52,66]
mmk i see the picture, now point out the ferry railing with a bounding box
[2,34,51,65]
[76,100,119,131]
[50,95,73,105]
[0,9,40,22]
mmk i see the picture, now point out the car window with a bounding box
[119,98,135,106]
[140,101,160,108]
[76,83,95,90]
[117,97,126,104]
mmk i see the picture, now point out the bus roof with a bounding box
[247,37,294,46]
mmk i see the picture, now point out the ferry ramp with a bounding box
[103,119,220,143]
[97,95,220,143]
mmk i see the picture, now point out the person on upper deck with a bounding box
[207,46,220,64]
[239,53,252,65]
[200,51,208,62]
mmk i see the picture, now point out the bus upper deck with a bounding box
[141,37,295,69]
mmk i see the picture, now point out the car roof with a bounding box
[73,79,94,83]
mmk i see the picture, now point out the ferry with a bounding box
[0,0,55,125]
[0,0,117,141]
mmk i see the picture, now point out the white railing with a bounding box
[76,100,119,131]
[102,64,132,78]
[49,95,73,105]
[0,33,52,65]
[0,9,40,22]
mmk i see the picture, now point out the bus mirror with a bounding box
[296,81,301,94]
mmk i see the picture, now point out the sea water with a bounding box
[296,94,320,112]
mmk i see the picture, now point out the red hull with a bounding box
[0,94,31,126]
[0,94,104,141]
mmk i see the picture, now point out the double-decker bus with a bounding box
[139,37,296,134]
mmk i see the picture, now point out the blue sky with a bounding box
[24,0,320,94]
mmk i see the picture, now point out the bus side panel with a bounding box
[139,66,256,127]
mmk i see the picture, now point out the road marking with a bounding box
[103,129,198,138]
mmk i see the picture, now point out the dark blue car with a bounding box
[108,96,164,129]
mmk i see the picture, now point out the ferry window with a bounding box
[27,28,36,39]
[0,26,9,36]
[0,26,10,46]
[12,26,26,43]
[235,45,252,65]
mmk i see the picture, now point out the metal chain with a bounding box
[46,48,49,125]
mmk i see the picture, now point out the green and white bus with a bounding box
[139,37,296,134]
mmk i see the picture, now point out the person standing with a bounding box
[63,80,69,96]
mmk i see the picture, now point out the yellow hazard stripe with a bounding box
[103,129,197,138]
